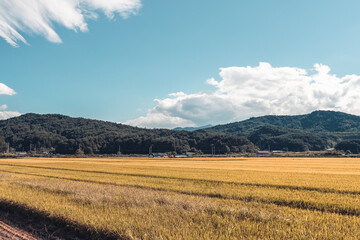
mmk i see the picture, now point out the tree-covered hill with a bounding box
[199,111,360,136]
[197,110,360,151]
[248,125,328,152]
[0,113,257,154]
[2,111,360,154]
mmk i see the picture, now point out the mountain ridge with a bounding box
[198,110,360,136]
[0,113,256,154]
[173,125,213,131]
[0,110,359,154]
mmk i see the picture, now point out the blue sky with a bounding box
[1,0,360,128]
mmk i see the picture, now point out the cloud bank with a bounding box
[126,62,360,128]
[0,0,141,47]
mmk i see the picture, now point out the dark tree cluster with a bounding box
[248,126,328,152]
[335,140,360,154]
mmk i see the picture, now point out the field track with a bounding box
[0,221,39,240]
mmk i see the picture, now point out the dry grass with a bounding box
[0,157,360,239]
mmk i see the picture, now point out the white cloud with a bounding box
[0,83,16,95]
[0,104,21,120]
[0,110,21,120]
[126,62,360,128]
[0,0,141,47]
[125,112,196,129]
[0,83,20,119]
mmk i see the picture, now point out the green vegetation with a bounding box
[199,110,360,151]
[335,139,360,153]
[2,110,360,154]
[201,110,360,135]
[0,113,256,154]
[248,125,328,151]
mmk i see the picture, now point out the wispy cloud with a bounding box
[0,0,142,47]
[126,62,360,128]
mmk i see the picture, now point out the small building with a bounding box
[16,152,27,155]
[173,154,193,158]
[256,151,271,156]
[148,153,168,158]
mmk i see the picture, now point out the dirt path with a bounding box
[0,220,40,240]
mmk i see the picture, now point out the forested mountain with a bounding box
[198,111,360,151]
[1,111,360,155]
[0,114,256,154]
[200,111,360,136]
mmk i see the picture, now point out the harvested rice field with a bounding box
[0,157,359,239]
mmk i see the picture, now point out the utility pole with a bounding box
[211,144,215,156]
[149,144,153,155]
[6,143,9,154]
[173,140,176,154]
[118,145,121,155]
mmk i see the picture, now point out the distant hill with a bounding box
[173,125,213,131]
[0,113,256,154]
[199,111,360,136]
[197,111,360,151]
[1,111,360,154]
[247,125,328,151]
